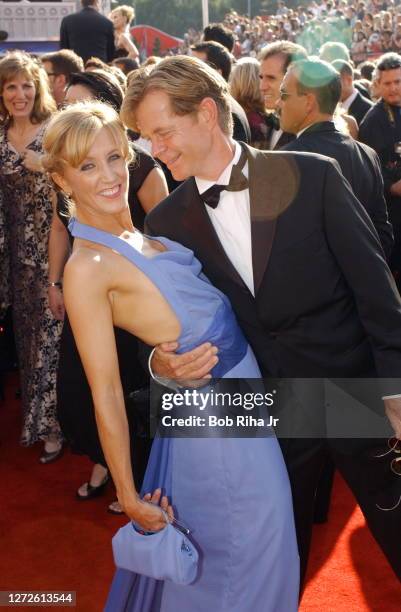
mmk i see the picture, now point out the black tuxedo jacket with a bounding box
[146,145,401,384]
[359,100,401,225]
[60,7,115,63]
[348,91,373,125]
[355,81,371,101]
[282,121,393,260]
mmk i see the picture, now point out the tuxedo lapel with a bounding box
[180,178,249,291]
[245,145,278,294]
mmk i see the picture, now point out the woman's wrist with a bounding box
[119,492,141,516]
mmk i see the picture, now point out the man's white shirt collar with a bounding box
[341,89,358,111]
[297,120,335,138]
[195,141,242,195]
[297,125,310,138]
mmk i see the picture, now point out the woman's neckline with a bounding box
[6,121,45,156]
[71,217,168,257]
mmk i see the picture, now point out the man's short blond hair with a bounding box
[121,55,233,136]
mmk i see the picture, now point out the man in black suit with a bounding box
[60,0,115,64]
[360,53,401,290]
[332,59,373,126]
[121,56,401,585]
[258,41,307,150]
[280,58,393,259]
[279,58,393,526]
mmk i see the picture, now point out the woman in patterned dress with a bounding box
[0,51,63,461]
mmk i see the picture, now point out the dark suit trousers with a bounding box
[279,436,401,587]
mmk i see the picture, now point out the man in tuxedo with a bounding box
[59,0,115,64]
[258,41,307,150]
[279,57,394,525]
[121,56,401,585]
[280,58,393,259]
[332,59,373,126]
[360,53,401,290]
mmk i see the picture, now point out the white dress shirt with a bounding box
[148,141,254,385]
[195,141,254,296]
[269,128,283,151]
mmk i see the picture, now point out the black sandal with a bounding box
[39,444,64,465]
[76,474,109,500]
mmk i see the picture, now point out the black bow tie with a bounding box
[201,147,249,210]
[265,112,280,131]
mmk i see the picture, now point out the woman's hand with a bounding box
[21,150,44,173]
[48,286,65,321]
[122,488,174,532]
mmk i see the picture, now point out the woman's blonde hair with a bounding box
[43,100,132,174]
[0,51,56,125]
[42,101,133,214]
[111,4,135,25]
[229,57,265,115]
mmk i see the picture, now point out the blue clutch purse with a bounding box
[112,520,199,585]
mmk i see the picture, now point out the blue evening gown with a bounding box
[69,218,299,612]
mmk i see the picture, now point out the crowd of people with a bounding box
[1,0,401,609]
[181,2,401,65]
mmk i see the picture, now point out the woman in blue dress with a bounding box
[43,101,299,611]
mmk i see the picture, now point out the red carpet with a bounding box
[1,373,400,611]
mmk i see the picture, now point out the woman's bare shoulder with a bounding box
[64,245,113,291]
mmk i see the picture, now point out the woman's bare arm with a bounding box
[48,194,70,320]
[137,167,169,213]
[119,32,139,59]
[64,251,170,530]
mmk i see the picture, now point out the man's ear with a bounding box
[197,97,219,130]
[305,91,317,114]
